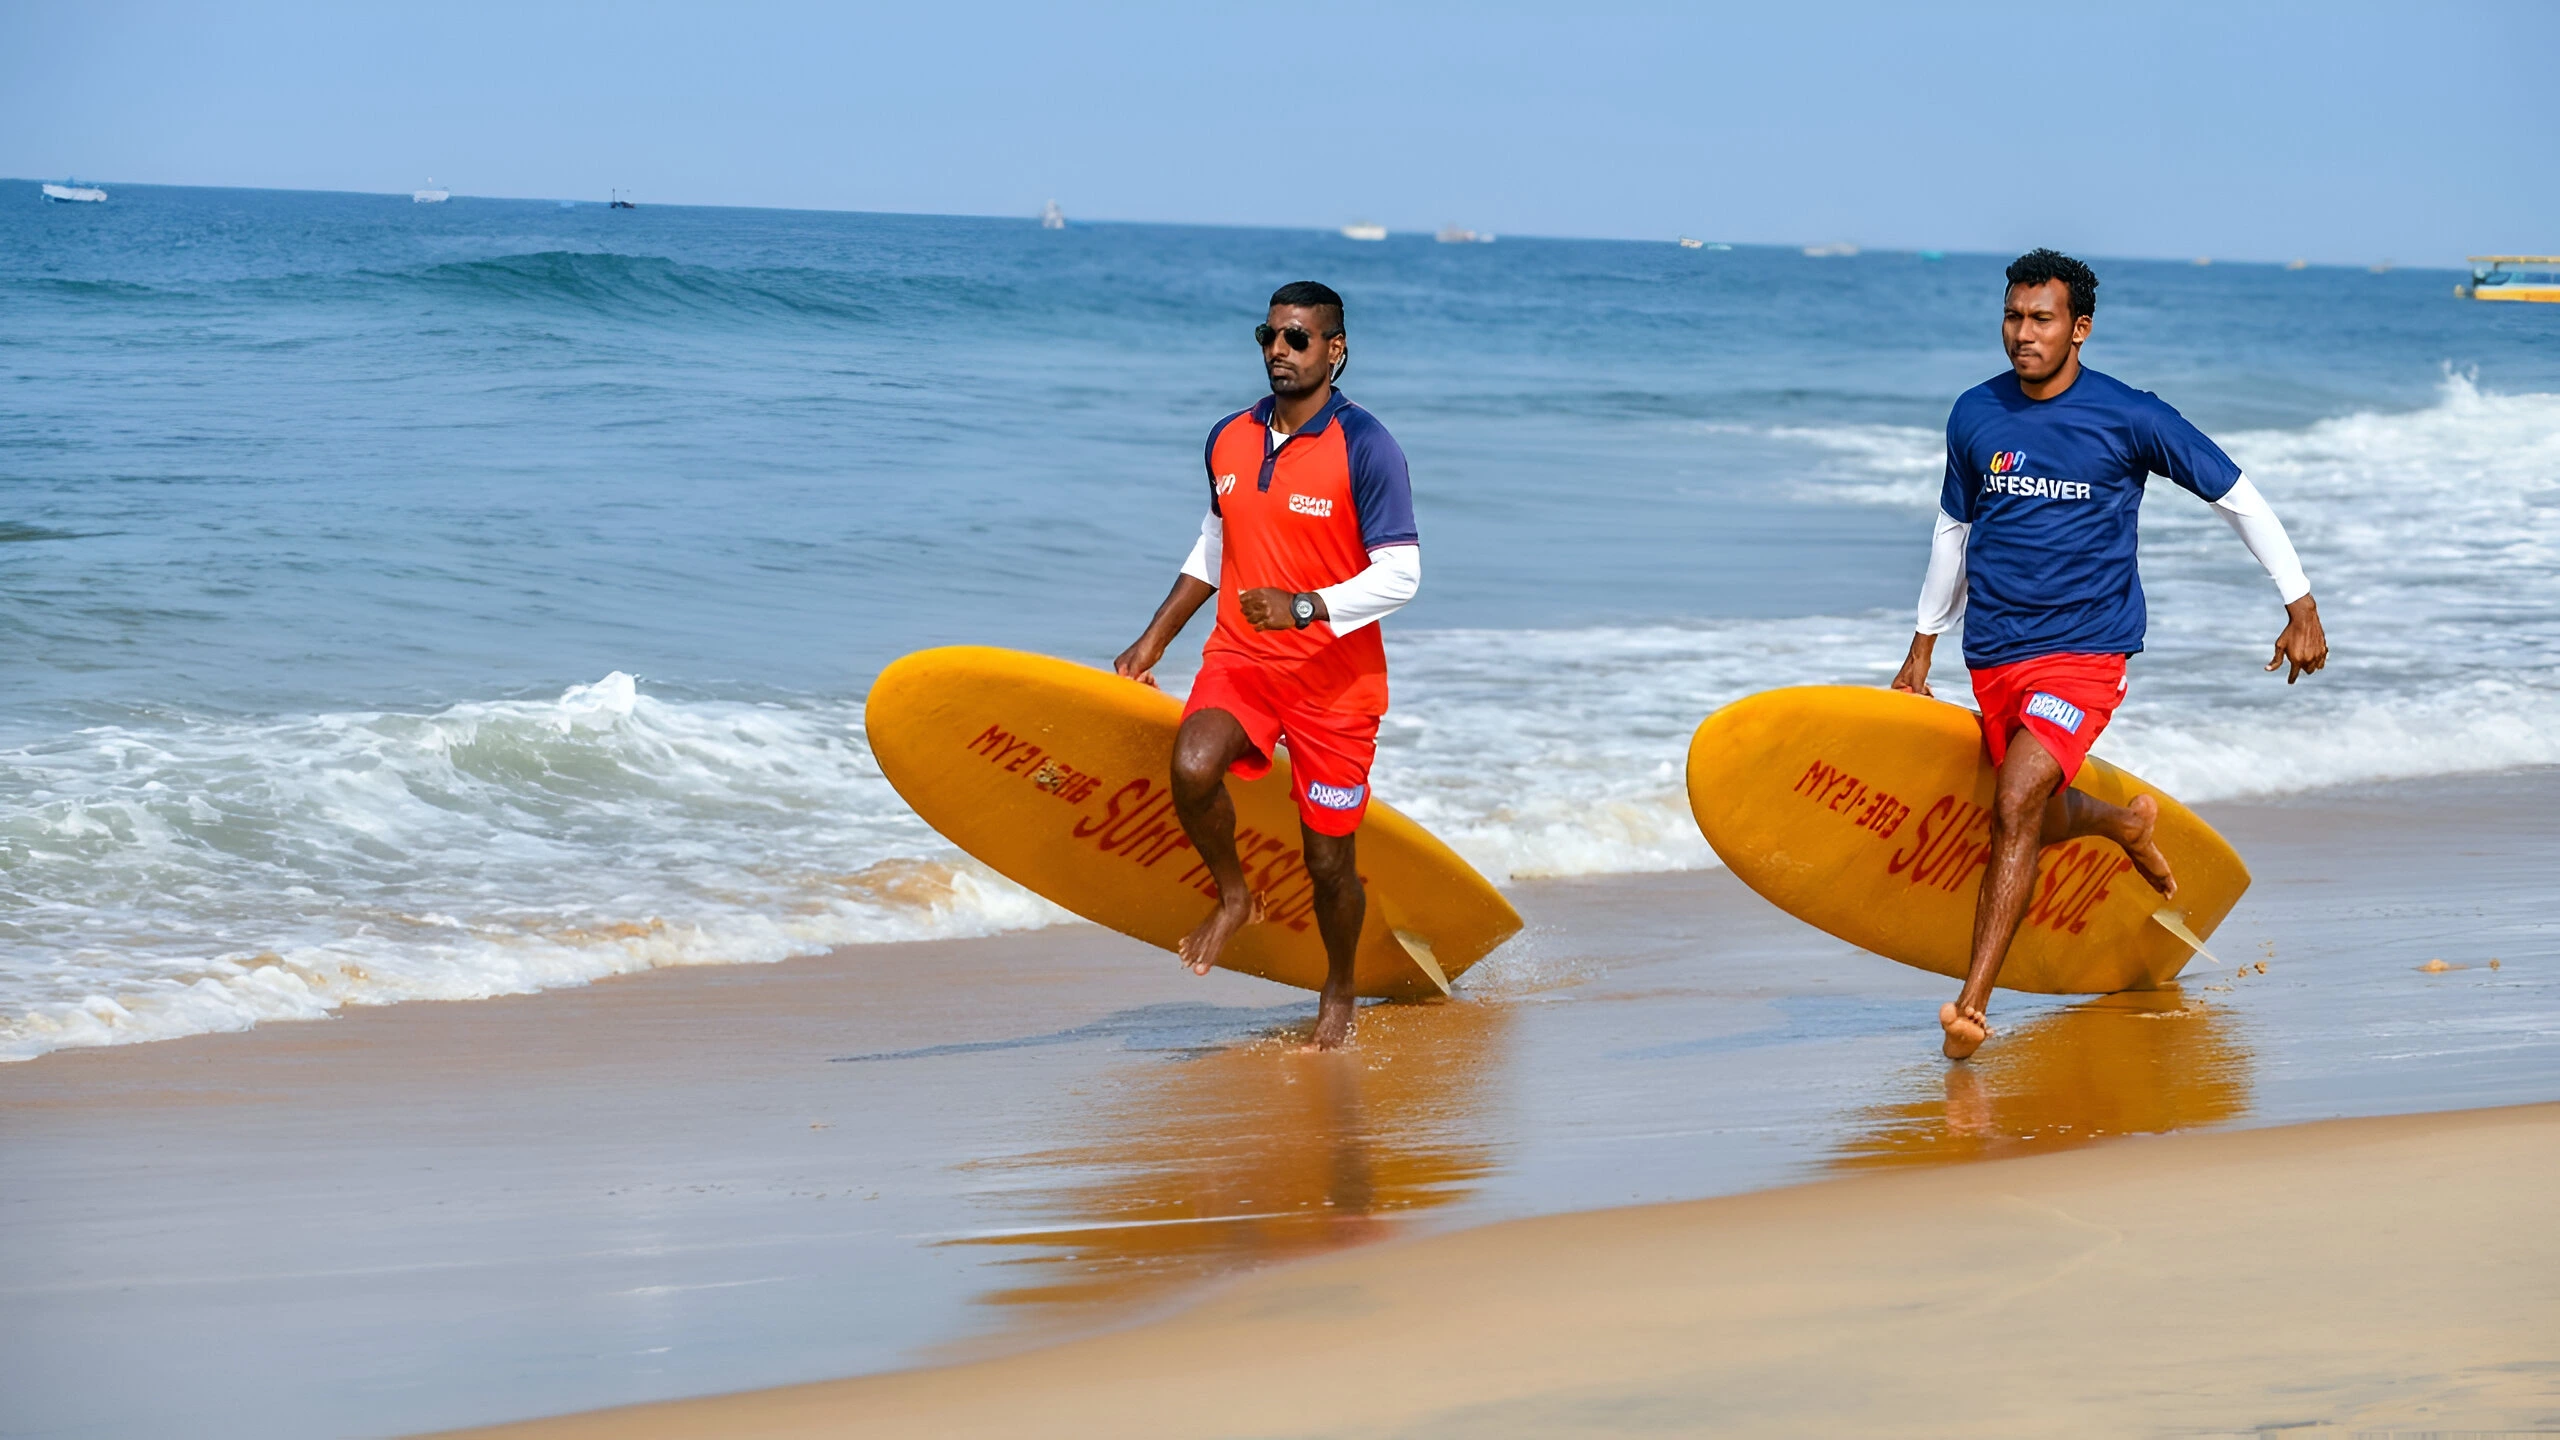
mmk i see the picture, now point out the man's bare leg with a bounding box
[1298,823,1363,1050]
[1169,708,1264,976]
[1941,731,2177,1059]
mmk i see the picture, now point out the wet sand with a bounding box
[438,1101,2560,1439]
[3,768,2556,1438]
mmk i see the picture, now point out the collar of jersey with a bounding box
[1249,389,1351,441]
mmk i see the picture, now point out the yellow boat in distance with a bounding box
[2458,256,2560,303]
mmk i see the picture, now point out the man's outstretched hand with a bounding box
[1113,636,1166,689]
[2268,594,2328,684]
[1115,574,1220,689]
[1890,633,1936,698]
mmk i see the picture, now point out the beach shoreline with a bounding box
[431,1101,2560,1439]
[4,767,2556,1438]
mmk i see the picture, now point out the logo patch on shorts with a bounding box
[2023,692,2086,734]
[1304,780,1367,811]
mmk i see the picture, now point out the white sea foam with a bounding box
[0,676,1066,1060]
[4,378,2553,1059]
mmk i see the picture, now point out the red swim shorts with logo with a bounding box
[1182,654,1379,837]
[1968,652,2129,788]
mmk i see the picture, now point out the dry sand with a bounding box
[438,1101,2560,1439]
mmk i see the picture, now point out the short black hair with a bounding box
[2005,248,2098,319]
[1268,280,1345,335]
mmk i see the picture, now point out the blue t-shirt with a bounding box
[1942,366,2241,669]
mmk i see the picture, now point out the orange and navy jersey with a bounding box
[1201,390,1417,715]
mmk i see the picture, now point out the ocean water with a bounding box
[5,183,2557,1060]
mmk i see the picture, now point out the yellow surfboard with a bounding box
[1685,685,2247,995]
[865,646,1521,1000]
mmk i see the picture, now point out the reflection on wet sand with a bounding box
[1831,987,2252,1169]
[939,998,1509,1348]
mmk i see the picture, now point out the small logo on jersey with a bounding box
[1216,473,1238,496]
[1305,780,1367,811]
[2023,692,2086,734]
[1988,450,2027,474]
[1287,493,1333,517]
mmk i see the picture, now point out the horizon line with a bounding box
[4,175,2469,273]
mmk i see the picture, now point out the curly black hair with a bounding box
[2004,249,2098,319]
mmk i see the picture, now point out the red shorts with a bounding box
[1182,654,1380,837]
[1969,653,2128,789]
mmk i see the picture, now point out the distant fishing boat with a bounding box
[413,180,450,204]
[1435,224,1493,244]
[1040,199,1066,230]
[42,181,107,203]
[2458,256,2560,303]
[610,190,636,210]
[1678,236,1704,249]
[1340,222,1387,242]
[1803,242,1858,258]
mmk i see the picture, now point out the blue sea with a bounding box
[5,183,2557,1060]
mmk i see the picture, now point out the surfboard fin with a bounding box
[1393,929,1453,998]
[2149,907,2220,967]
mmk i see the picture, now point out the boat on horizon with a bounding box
[610,190,636,210]
[1803,242,1858,258]
[1040,199,1065,230]
[2458,256,2560,303]
[1678,236,1704,249]
[1340,221,1387,242]
[413,180,449,204]
[42,180,107,203]
[1435,224,1493,244]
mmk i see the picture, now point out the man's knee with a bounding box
[1992,748,2059,832]
[1300,829,1359,891]
[1170,715,1246,799]
[1169,742,1227,800]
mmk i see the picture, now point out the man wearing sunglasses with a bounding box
[1114,280,1421,1050]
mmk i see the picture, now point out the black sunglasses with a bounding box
[1254,323,1338,352]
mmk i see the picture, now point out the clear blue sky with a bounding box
[4,1,2547,264]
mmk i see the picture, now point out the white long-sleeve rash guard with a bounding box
[1178,511,1422,634]
[1916,473,2311,636]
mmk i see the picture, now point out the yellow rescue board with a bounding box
[1685,685,2248,995]
[866,646,1521,1000]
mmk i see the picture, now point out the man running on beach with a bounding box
[1113,281,1421,1050]
[1892,249,2328,1059]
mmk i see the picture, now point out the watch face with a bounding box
[1294,595,1315,621]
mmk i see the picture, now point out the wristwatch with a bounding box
[1291,592,1317,629]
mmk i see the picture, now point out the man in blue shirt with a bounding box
[1890,249,2329,1059]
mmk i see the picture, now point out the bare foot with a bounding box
[1303,985,1356,1051]
[1176,889,1265,976]
[1940,1001,1991,1060]
[2118,794,2177,898]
